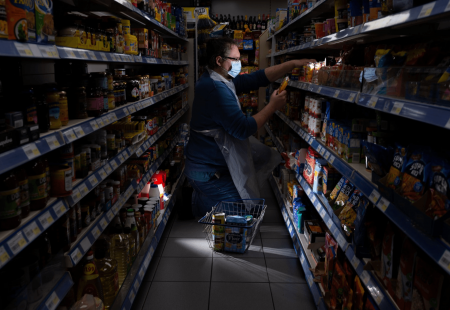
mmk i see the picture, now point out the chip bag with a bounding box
[385,144,407,189]
[328,177,346,204]
[333,180,355,211]
[411,256,444,310]
[424,155,450,217]
[364,298,377,310]
[398,146,430,203]
[324,233,338,291]
[339,189,364,237]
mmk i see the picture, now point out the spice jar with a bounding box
[27,159,47,211]
[59,91,69,126]
[46,86,61,130]
[86,86,103,117]
[16,168,30,218]
[0,171,21,231]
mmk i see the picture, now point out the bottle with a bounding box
[257,15,262,30]
[111,218,129,286]
[240,15,244,29]
[46,85,61,130]
[126,209,140,254]
[134,209,144,249]
[16,168,30,219]
[227,14,231,23]
[59,91,69,126]
[244,15,248,30]
[261,14,266,30]
[21,88,38,125]
[219,14,223,23]
[0,171,21,231]
[95,243,119,308]
[27,159,47,211]
[36,90,50,133]
[77,251,105,301]
[123,226,135,267]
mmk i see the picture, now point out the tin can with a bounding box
[213,232,225,251]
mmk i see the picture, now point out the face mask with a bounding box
[228,60,241,78]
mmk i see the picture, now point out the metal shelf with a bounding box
[264,124,285,153]
[35,271,74,310]
[274,110,450,276]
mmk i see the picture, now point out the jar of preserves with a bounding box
[108,91,115,110]
[102,88,109,114]
[16,168,30,219]
[0,171,21,231]
[127,79,139,102]
[87,87,103,117]
[59,91,69,126]
[46,86,61,130]
[27,159,47,211]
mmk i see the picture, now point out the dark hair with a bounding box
[205,37,237,69]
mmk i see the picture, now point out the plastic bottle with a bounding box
[126,209,140,255]
[123,226,135,267]
[59,91,69,126]
[134,209,144,248]
[77,250,105,301]
[95,239,119,309]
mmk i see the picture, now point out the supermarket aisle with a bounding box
[131,181,316,310]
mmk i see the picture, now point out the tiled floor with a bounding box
[131,181,316,310]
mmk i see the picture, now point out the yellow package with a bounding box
[278,76,289,94]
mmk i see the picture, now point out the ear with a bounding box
[216,55,222,67]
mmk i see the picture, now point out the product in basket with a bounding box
[224,226,247,253]
[212,212,225,251]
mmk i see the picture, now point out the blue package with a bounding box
[224,226,247,253]
[226,215,247,225]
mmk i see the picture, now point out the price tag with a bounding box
[139,268,145,281]
[7,231,28,255]
[367,96,378,108]
[96,118,105,127]
[45,291,60,310]
[107,210,114,221]
[64,129,77,142]
[311,195,316,204]
[66,49,76,58]
[288,225,293,234]
[78,183,88,197]
[23,221,41,241]
[306,187,311,196]
[351,255,360,270]
[317,87,322,94]
[104,164,112,175]
[23,143,41,160]
[360,270,370,285]
[348,93,356,102]
[324,151,330,160]
[92,227,101,240]
[122,107,129,116]
[45,135,60,150]
[376,197,390,212]
[308,275,314,287]
[134,280,140,292]
[352,25,360,34]
[337,234,347,248]
[128,105,136,114]
[319,147,325,156]
[79,51,88,59]
[52,201,66,218]
[39,211,54,229]
[111,54,117,61]
[320,208,326,218]
[88,52,97,60]
[90,120,99,130]
[80,237,91,253]
[438,250,450,271]
[89,175,98,187]
[373,289,384,305]
[99,218,108,231]
[14,42,33,57]
[110,160,119,170]
[129,290,136,304]
[73,126,85,137]
[118,154,125,163]
[327,218,333,229]
[418,2,435,18]
[391,101,404,114]
[71,248,83,265]
[329,155,335,164]
[71,188,81,203]
[39,46,54,58]
[333,90,340,98]
[369,189,381,204]
[100,53,108,61]
[98,169,107,180]
[102,116,109,125]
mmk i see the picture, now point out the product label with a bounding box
[0,187,20,219]
[87,97,103,111]
[103,96,109,110]
[48,102,60,120]
[131,87,139,98]
[18,179,30,208]
[29,173,47,200]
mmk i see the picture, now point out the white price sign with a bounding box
[88,52,97,60]
[73,126,85,137]
[45,135,60,150]
[333,90,340,98]
[39,211,54,229]
[327,218,333,229]
[104,164,113,174]
[320,208,326,218]
[80,237,91,253]
[351,255,360,270]
[64,129,77,142]
[14,42,33,56]
[45,291,60,310]
[438,250,450,272]
[7,231,28,255]
[90,120,99,130]
[99,218,108,231]
[78,183,88,197]
[23,221,41,242]
[118,154,125,163]
[367,96,378,108]
[52,201,66,218]
[89,175,98,187]
[329,155,335,164]
[391,101,404,115]
[111,160,118,170]
[98,168,107,180]
[102,116,109,125]
[0,246,10,267]
[96,119,105,127]
[100,53,108,61]
[306,187,311,196]
[92,227,101,240]
[71,248,83,265]
[23,143,41,160]
[107,210,114,221]
[79,51,88,59]
[369,189,381,204]
[418,2,435,18]
[360,270,370,285]
[377,197,390,212]
[311,195,316,204]
[71,188,82,203]
[348,93,356,102]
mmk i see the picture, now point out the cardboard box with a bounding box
[132,28,149,49]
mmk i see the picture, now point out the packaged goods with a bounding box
[395,238,417,310]
[398,146,430,203]
[323,233,338,291]
[385,144,406,189]
[35,0,55,43]
[353,275,365,310]
[411,256,444,310]
[6,0,28,41]
[381,221,405,296]
[328,176,346,203]
[338,189,365,237]
[333,179,355,210]
[224,226,247,253]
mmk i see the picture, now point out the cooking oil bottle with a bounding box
[77,250,104,301]
[123,226,136,267]
[126,208,140,255]
[94,247,119,309]
[134,209,144,249]
[110,217,130,287]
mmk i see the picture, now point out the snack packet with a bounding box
[364,298,377,310]
[339,189,364,237]
[324,233,338,291]
[399,146,430,203]
[353,196,369,248]
[353,275,365,310]
[395,238,417,310]
[385,144,407,189]
[330,261,347,309]
[381,221,405,296]
[333,180,355,211]
[424,155,450,217]
[328,177,346,204]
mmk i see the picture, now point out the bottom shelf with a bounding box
[110,171,186,310]
[269,174,327,310]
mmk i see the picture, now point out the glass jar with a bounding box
[0,171,21,231]
[27,159,47,211]
[46,86,61,130]
[93,72,108,90]
[108,91,115,110]
[102,88,109,114]
[16,168,30,218]
[127,79,139,102]
[87,87,103,117]
[59,91,69,126]
[71,87,88,119]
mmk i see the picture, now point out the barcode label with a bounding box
[0,246,10,267]
[39,211,53,229]
[377,197,390,212]
[52,201,66,218]
[361,270,370,285]
[439,250,450,271]
[327,218,333,229]
[119,154,125,163]
[333,90,340,98]
[23,143,41,160]
[45,135,60,150]
[90,120,99,130]
[45,291,60,310]
[369,189,381,204]
[351,255,360,270]
[92,227,101,239]
[23,221,40,241]
[100,218,108,230]
[80,237,91,252]
[111,160,118,169]
[102,116,109,125]
[71,248,82,265]
[100,53,108,61]
[129,290,136,304]
[64,129,77,142]
[123,108,129,116]
[98,169,107,180]
[139,268,145,281]
[7,231,27,255]
[79,51,88,59]
[107,210,114,221]
[367,96,378,108]
[79,183,88,197]
[96,119,105,127]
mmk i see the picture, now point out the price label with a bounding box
[80,237,91,253]
[78,183,88,197]
[99,218,108,231]
[100,53,108,61]
[64,129,77,142]
[23,221,40,241]
[351,255,360,270]
[98,168,107,180]
[319,147,325,156]
[377,197,390,212]
[288,225,293,234]
[317,87,322,94]
[129,290,136,304]
[88,52,97,60]
[320,208,326,218]
[73,126,85,137]
[418,2,435,18]
[306,187,311,196]
[391,101,404,114]
[66,49,76,58]
[107,210,114,221]
[329,155,335,164]
[96,118,105,127]
[327,218,333,229]
[102,116,109,125]
[317,145,322,153]
[348,93,356,102]
[111,54,117,61]
[71,248,83,265]
[118,154,125,163]
[79,51,88,59]
[45,135,60,150]
[352,25,360,34]
[92,227,101,240]
[89,175,98,187]
[90,120,99,130]
[45,291,60,310]
[39,46,54,58]
[14,42,33,57]
[373,289,384,305]
[311,195,316,204]
[23,143,41,160]
[308,275,314,287]
[71,188,81,203]
[0,246,10,267]
[104,164,113,174]
[324,151,330,160]
[139,268,145,281]
[438,250,450,272]
[134,280,140,292]
[52,201,66,218]
[39,211,54,229]
[337,234,347,248]
[367,96,378,108]
[122,107,129,116]
[128,105,136,114]
[111,160,118,170]
[369,189,381,204]
[7,231,28,255]
[361,270,370,285]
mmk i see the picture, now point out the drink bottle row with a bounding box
[211,14,272,31]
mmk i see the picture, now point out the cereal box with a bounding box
[35,0,54,43]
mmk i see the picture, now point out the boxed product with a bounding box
[224,226,247,253]
[132,28,149,49]
[304,219,326,243]
[343,129,362,163]
[35,0,55,44]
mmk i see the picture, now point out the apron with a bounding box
[193,69,282,206]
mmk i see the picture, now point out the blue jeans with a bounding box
[186,174,241,217]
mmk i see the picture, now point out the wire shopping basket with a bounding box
[198,199,267,253]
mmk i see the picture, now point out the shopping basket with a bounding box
[198,199,266,253]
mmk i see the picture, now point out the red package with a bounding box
[324,232,338,291]
[303,147,320,184]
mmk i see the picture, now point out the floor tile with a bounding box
[263,210,285,223]
[143,282,209,310]
[131,281,151,310]
[169,218,205,238]
[212,257,268,282]
[212,237,264,258]
[154,238,168,257]
[162,237,212,257]
[270,283,315,310]
[209,283,274,310]
[153,257,212,282]
[260,223,291,239]
[266,258,306,283]
[262,238,297,258]
[143,255,161,282]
